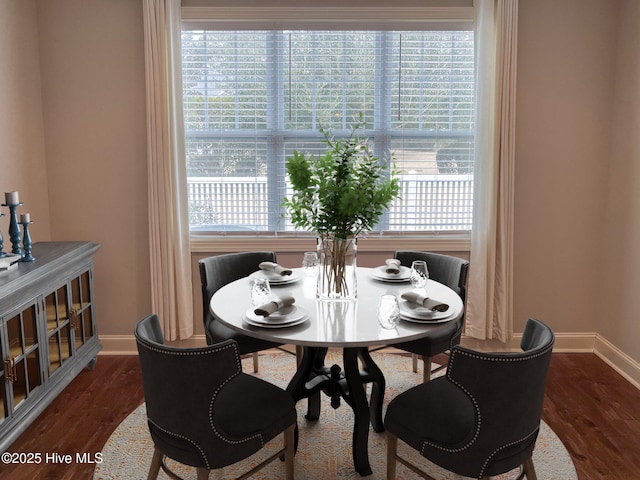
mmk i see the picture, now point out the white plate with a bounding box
[399,300,454,323]
[369,265,411,283]
[243,305,309,328]
[250,270,301,285]
[244,315,308,329]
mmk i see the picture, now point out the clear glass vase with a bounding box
[316,236,357,301]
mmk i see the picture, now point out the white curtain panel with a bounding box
[142,0,194,340]
[466,0,518,342]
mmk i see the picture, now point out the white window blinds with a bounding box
[182,29,475,233]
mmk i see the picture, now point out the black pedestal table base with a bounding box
[286,346,386,476]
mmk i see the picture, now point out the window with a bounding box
[182,29,474,234]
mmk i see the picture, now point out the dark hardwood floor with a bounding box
[0,356,144,480]
[0,353,638,479]
[542,354,640,480]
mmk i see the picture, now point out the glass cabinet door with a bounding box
[44,269,96,377]
[45,286,73,376]
[0,329,5,423]
[70,270,96,351]
[3,302,43,415]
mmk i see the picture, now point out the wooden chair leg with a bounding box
[196,467,210,480]
[252,352,259,372]
[412,353,418,372]
[386,431,398,480]
[523,456,538,480]
[422,356,432,382]
[284,423,296,480]
[147,447,163,480]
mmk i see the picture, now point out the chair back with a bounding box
[394,251,469,301]
[440,318,554,477]
[135,314,266,469]
[198,252,276,342]
[394,251,469,350]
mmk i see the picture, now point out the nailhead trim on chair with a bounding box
[137,339,242,369]
[147,417,212,470]
[453,344,553,363]
[137,340,265,466]
[419,343,554,457]
[480,427,539,478]
[208,370,265,448]
[420,378,480,455]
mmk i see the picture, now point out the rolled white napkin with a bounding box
[254,295,296,317]
[259,261,293,276]
[400,292,449,312]
[385,259,401,275]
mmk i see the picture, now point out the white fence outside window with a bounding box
[188,175,473,232]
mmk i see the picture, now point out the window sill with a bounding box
[190,232,471,254]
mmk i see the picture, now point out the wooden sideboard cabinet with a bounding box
[0,242,101,452]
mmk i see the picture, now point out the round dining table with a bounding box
[209,266,464,477]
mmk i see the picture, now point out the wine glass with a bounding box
[409,260,429,292]
[302,251,319,276]
[377,295,400,329]
[250,277,272,306]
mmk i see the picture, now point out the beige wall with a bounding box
[1,0,638,366]
[0,0,51,239]
[36,0,152,336]
[601,0,640,361]
[3,0,152,337]
[514,0,617,334]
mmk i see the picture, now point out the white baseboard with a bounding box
[594,334,640,390]
[99,331,640,390]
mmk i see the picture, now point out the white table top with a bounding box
[210,267,464,348]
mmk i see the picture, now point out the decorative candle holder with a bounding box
[1,202,24,257]
[20,219,35,262]
[0,212,5,257]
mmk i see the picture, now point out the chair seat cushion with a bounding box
[384,377,475,450]
[214,373,297,444]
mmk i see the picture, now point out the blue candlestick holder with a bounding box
[1,202,24,257]
[0,212,5,257]
[21,220,35,262]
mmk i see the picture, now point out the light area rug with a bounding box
[94,351,577,480]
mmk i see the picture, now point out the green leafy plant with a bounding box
[283,117,400,298]
[283,119,400,239]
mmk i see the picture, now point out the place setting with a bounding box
[397,291,453,323]
[369,258,412,283]
[249,261,302,285]
[377,259,455,327]
[243,277,309,328]
[243,297,309,328]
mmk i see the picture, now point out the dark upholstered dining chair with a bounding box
[385,318,554,480]
[199,252,286,372]
[135,314,296,480]
[392,251,470,382]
